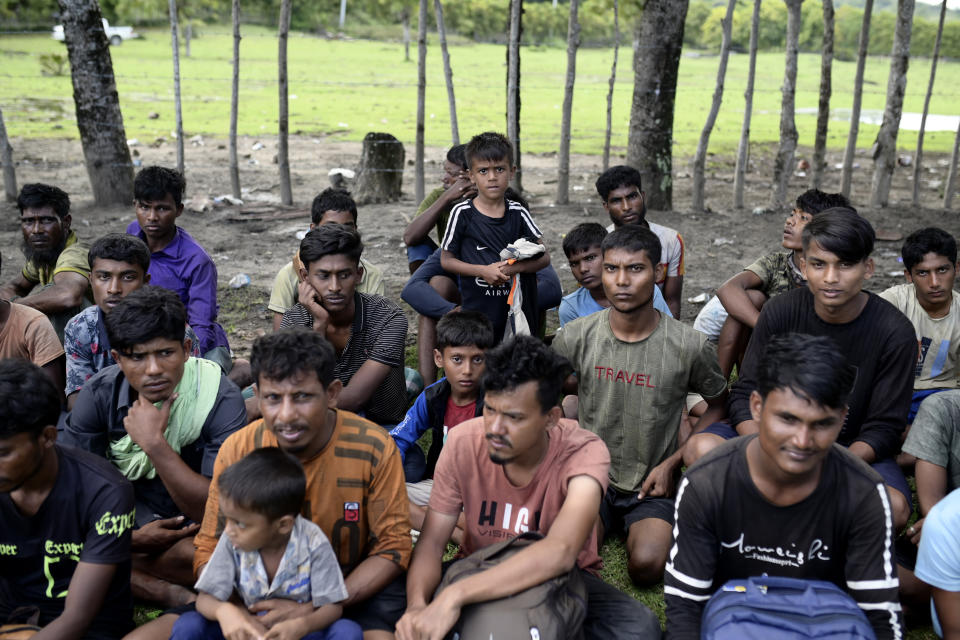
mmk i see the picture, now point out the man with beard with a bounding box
[0,184,92,339]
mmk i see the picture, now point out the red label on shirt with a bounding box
[344,502,359,522]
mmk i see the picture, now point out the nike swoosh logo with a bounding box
[477,245,488,251]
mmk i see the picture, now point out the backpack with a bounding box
[436,531,588,640]
[701,576,877,640]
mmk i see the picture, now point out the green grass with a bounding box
[2,27,960,157]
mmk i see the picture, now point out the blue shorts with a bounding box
[699,422,912,511]
[910,388,947,423]
[406,240,438,264]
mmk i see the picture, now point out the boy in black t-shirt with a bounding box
[440,131,550,341]
[665,334,902,639]
[0,359,135,639]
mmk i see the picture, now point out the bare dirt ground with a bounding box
[2,135,958,359]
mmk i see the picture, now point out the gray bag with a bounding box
[436,531,588,640]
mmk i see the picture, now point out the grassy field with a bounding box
[2,26,959,159]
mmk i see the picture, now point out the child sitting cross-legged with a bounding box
[170,448,361,640]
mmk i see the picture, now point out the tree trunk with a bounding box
[168,0,185,175]
[277,0,293,205]
[841,0,873,198]
[772,0,803,209]
[692,0,736,212]
[229,0,241,200]
[734,0,761,210]
[355,132,405,204]
[339,0,347,29]
[912,0,946,207]
[626,0,688,211]
[402,7,411,62]
[415,0,427,204]
[870,0,914,208]
[0,107,16,202]
[945,120,959,209]
[602,0,620,171]
[812,0,834,189]
[556,0,580,205]
[57,0,133,205]
[184,22,192,57]
[434,0,458,145]
[507,0,523,193]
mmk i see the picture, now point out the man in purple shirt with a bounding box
[125,167,233,375]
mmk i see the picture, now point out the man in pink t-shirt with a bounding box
[396,335,661,640]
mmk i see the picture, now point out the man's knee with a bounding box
[626,520,672,586]
[683,432,725,467]
[889,488,910,531]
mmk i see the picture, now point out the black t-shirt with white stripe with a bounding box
[664,435,902,639]
[440,198,542,340]
[280,292,408,425]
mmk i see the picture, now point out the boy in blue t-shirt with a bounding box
[389,311,494,541]
[439,132,550,341]
[171,448,361,640]
[559,222,671,327]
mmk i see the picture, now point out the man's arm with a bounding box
[183,260,221,355]
[916,459,949,516]
[123,395,210,521]
[662,275,682,319]
[851,321,917,463]
[0,272,35,300]
[404,181,473,246]
[388,392,431,460]
[397,475,603,640]
[15,271,87,314]
[502,252,551,275]
[716,270,766,328]
[440,250,509,286]
[933,588,960,640]
[402,509,460,612]
[32,562,117,640]
[728,302,778,433]
[41,355,66,407]
[663,476,718,639]
[337,360,393,414]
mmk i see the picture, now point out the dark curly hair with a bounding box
[482,335,572,413]
[0,359,61,438]
[251,328,337,388]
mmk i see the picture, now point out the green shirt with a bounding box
[553,309,727,492]
[415,186,451,244]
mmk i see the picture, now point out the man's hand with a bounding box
[638,458,679,500]
[248,599,313,629]
[262,618,306,640]
[444,176,476,202]
[906,518,924,545]
[396,594,461,640]
[131,515,199,553]
[478,262,510,287]
[124,393,177,454]
[216,601,268,640]
[297,280,329,331]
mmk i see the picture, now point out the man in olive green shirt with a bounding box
[0,183,91,339]
[553,225,727,588]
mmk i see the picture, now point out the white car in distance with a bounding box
[52,19,139,46]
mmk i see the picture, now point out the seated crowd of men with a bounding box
[2,130,960,640]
